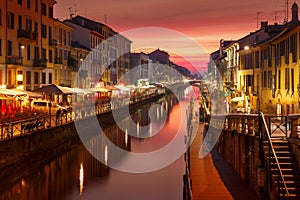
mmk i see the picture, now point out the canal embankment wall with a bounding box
[215,127,265,199]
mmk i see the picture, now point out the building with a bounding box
[64,15,131,87]
[52,19,73,87]
[130,52,151,84]
[215,3,300,115]
[0,0,57,91]
[70,41,91,88]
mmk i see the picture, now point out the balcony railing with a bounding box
[17,29,38,41]
[33,58,47,68]
[6,56,23,65]
[49,39,57,46]
[54,57,63,64]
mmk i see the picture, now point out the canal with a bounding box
[0,88,199,200]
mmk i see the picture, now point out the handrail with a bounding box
[260,112,290,197]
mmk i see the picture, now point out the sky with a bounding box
[54,0,298,73]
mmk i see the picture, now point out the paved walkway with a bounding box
[189,123,260,200]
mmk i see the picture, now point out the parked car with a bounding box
[31,100,68,115]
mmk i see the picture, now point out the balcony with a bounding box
[17,29,38,43]
[54,57,63,64]
[49,39,57,46]
[6,56,23,65]
[33,58,47,68]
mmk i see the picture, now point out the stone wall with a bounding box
[216,128,265,198]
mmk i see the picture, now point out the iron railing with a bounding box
[261,112,290,199]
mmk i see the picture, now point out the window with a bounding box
[35,0,38,12]
[285,68,290,90]
[26,71,31,84]
[59,28,62,44]
[34,72,39,84]
[41,48,46,59]
[18,0,22,5]
[49,7,53,18]
[42,24,47,38]
[49,73,52,84]
[34,21,38,33]
[7,12,14,29]
[0,9,2,25]
[42,73,46,84]
[64,50,67,60]
[268,46,272,67]
[42,3,46,16]
[63,30,66,45]
[17,70,23,85]
[49,50,53,63]
[278,70,281,89]
[34,46,39,59]
[48,26,52,41]
[7,41,12,56]
[27,0,30,9]
[27,45,30,60]
[262,71,267,89]
[18,15,22,30]
[26,18,32,31]
[291,68,294,93]
[268,71,272,89]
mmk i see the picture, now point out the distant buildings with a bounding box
[210,2,300,115]
[130,49,191,85]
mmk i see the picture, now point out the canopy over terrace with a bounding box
[33,84,73,104]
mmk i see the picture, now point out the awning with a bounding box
[93,87,110,93]
[33,84,73,95]
[114,85,131,91]
[0,88,27,97]
[22,90,43,98]
[231,96,244,102]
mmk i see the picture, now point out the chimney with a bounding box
[219,39,224,56]
[260,21,268,29]
[292,2,299,23]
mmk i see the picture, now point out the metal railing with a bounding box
[261,112,290,198]
[0,92,166,141]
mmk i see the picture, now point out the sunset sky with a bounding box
[54,0,297,73]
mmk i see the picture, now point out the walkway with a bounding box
[189,123,259,200]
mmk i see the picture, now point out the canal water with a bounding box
[0,88,199,200]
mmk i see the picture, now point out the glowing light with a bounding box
[17,74,23,81]
[137,122,140,136]
[79,163,84,195]
[16,85,24,91]
[20,45,25,49]
[125,129,128,146]
[104,145,108,165]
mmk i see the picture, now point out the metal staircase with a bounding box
[261,113,300,199]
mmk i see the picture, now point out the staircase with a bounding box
[264,138,300,199]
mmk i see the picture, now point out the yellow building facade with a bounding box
[0,0,57,90]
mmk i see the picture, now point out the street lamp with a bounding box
[244,45,255,113]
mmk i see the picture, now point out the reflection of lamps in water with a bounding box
[104,145,108,165]
[125,129,128,146]
[79,163,84,195]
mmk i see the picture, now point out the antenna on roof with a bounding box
[284,0,289,23]
[104,14,107,24]
[74,4,78,16]
[68,7,74,20]
[257,12,263,29]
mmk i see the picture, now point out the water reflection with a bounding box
[79,163,84,195]
[0,92,197,200]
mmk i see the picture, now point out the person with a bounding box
[56,109,61,124]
